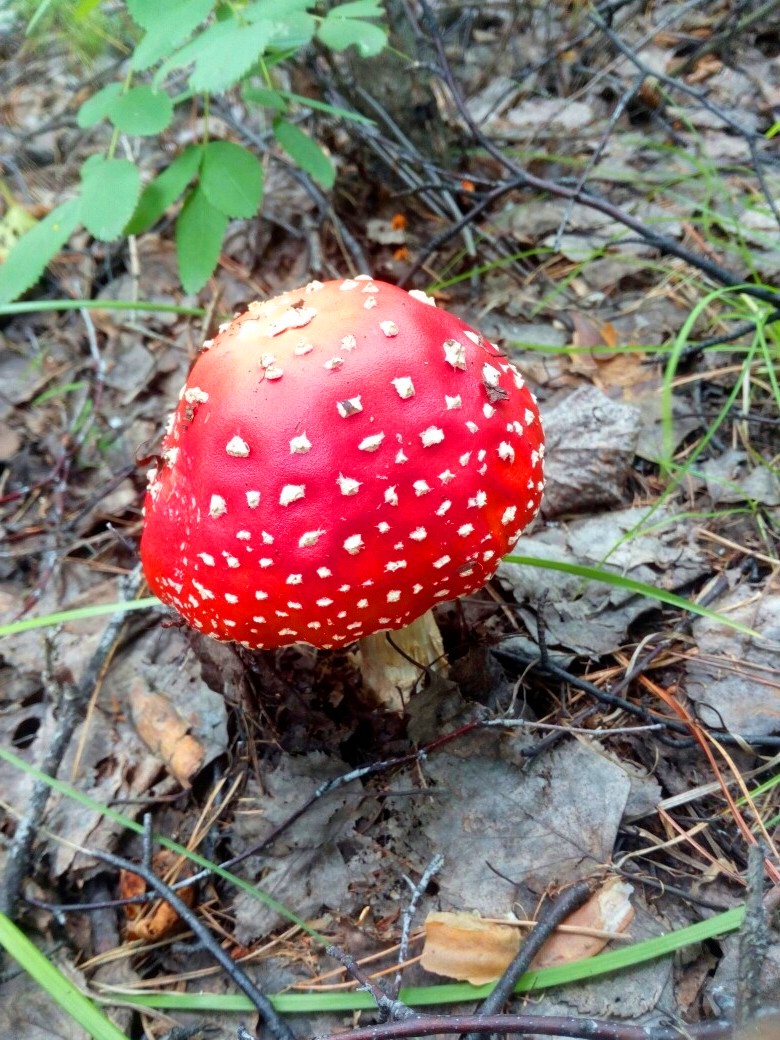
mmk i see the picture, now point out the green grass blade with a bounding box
[0,597,161,638]
[504,555,761,638]
[0,299,209,317]
[0,912,131,1040]
[113,906,745,1013]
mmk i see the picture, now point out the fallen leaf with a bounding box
[365,217,406,245]
[122,850,196,942]
[420,879,633,984]
[532,878,634,968]
[421,911,520,985]
[118,867,146,922]
[129,678,205,786]
[686,54,722,84]
[538,385,641,517]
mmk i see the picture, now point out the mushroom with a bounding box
[140,278,544,707]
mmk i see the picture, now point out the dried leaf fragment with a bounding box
[120,851,196,942]
[532,878,634,968]
[420,880,633,984]
[129,679,205,786]
[421,911,520,985]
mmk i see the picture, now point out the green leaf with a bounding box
[77,81,123,128]
[243,0,314,16]
[266,11,316,49]
[80,158,141,241]
[200,140,263,218]
[176,185,228,293]
[243,84,375,125]
[317,15,387,55]
[273,119,335,189]
[328,0,384,15]
[242,85,288,112]
[78,82,175,135]
[109,85,174,135]
[125,144,203,235]
[157,17,276,93]
[126,0,162,28]
[0,913,131,1040]
[74,0,103,15]
[25,0,57,34]
[0,197,81,306]
[85,905,747,1015]
[130,0,217,71]
[242,3,315,48]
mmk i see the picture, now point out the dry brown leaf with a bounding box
[592,352,649,391]
[128,679,205,786]
[421,880,633,984]
[118,867,146,922]
[599,321,619,349]
[532,878,633,968]
[686,54,722,85]
[127,896,182,942]
[122,851,196,942]
[420,911,520,985]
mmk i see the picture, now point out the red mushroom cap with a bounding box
[140,278,544,649]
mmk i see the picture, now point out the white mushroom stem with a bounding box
[357,610,447,713]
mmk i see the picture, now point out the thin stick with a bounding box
[462,880,593,1040]
[88,846,294,1040]
[317,1014,735,1040]
[325,945,417,1023]
[391,853,444,997]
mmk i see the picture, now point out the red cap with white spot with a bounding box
[140,278,545,649]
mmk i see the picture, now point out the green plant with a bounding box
[0,0,387,305]
[16,0,126,63]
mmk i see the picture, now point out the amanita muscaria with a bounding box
[140,277,544,690]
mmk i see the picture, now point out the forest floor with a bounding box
[1,2,780,1039]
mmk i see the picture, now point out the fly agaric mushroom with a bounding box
[140,278,544,705]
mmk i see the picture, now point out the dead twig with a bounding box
[318,1011,733,1040]
[736,843,770,1024]
[391,853,444,998]
[462,880,593,1040]
[648,311,780,364]
[326,945,417,1023]
[85,844,295,1040]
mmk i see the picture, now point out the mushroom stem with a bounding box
[357,610,447,712]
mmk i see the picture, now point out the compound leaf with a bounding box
[125,144,203,235]
[158,17,275,93]
[77,82,123,127]
[80,157,141,241]
[201,140,263,218]
[176,185,227,293]
[130,0,217,71]
[0,197,81,306]
[273,119,334,189]
[109,86,174,135]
